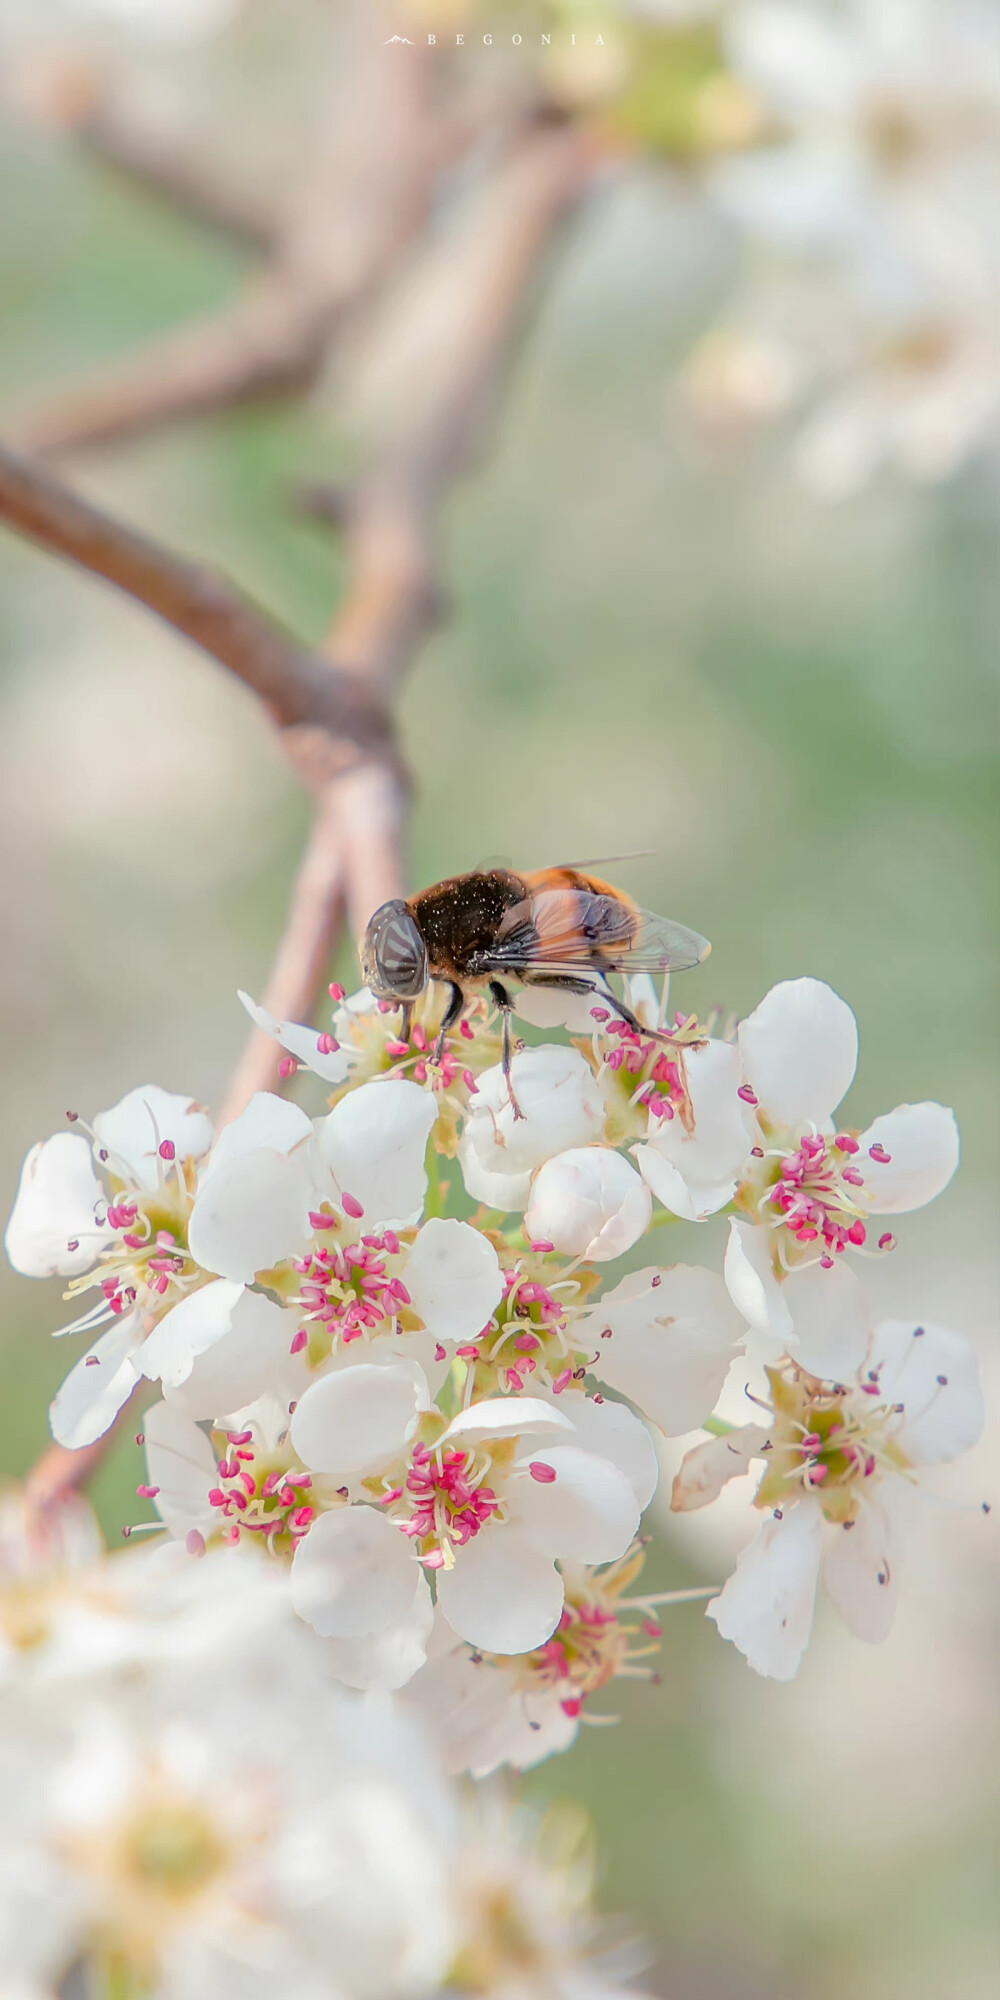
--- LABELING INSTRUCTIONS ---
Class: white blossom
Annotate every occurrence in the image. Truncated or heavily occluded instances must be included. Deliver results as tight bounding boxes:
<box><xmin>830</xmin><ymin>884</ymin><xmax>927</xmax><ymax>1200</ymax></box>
<box><xmin>689</xmin><ymin>0</ymin><xmax>1000</xmax><ymax>492</ymax></box>
<box><xmin>524</xmin><ymin>1147</ymin><xmax>652</xmax><ymax>1263</ymax></box>
<box><xmin>703</xmin><ymin>1317</ymin><xmax>985</xmax><ymax>1677</ymax></box>
<box><xmin>5</xmin><ymin>1088</ymin><xmax>216</xmax><ymax>1449</ymax></box>
<box><xmin>285</xmin><ymin>1373</ymin><xmax>652</xmax><ymax>1657</ymax></box>
<box><xmin>459</xmin><ymin>1046</ymin><xmax>608</xmax><ymax>1211</ymax></box>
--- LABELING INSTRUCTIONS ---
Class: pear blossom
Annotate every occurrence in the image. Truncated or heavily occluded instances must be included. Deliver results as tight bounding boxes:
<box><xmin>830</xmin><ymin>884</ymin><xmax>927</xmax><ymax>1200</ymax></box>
<box><xmin>641</xmin><ymin>978</ymin><xmax>957</xmax><ymax>1378</ymax></box>
<box><xmin>5</xmin><ymin>1087</ymin><xmax>217</xmax><ymax>1449</ymax></box>
<box><xmin>448</xmin><ymin>1249</ymin><xmax>745</xmax><ymax>1434</ymax></box>
<box><xmin>239</xmin><ymin>982</ymin><xmax>501</xmax><ymax>1141</ymax></box>
<box><xmin>701</xmin><ymin>1318</ymin><xmax>985</xmax><ymax>1678</ymax></box>
<box><xmin>574</xmin><ymin>1264</ymin><xmax>747</xmax><ymax>1434</ymax></box>
<box><xmin>185</xmin><ymin>1080</ymin><xmax>440</xmax><ymax>1285</ymax></box>
<box><xmin>141</xmin><ymin>1394</ymin><xmax>437</xmax><ymax>1690</ymax></box>
<box><xmin>287</xmin><ymin>1370</ymin><xmax>654</xmax><ymax>1657</ymax></box>
<box><xmin>406</xmin><ymin>1543</ymin><xmax>713</xmax><ymax>1777</ymax></box>
<box><xmin>459</xmin><ymin>1045</ymin><xmax>608</xmax><ymax>1210</ymax></box>
<box><xmin>524</xmin><ymin>1148</ymin><xmax>652</xmax><ymax>1263</ymax></box>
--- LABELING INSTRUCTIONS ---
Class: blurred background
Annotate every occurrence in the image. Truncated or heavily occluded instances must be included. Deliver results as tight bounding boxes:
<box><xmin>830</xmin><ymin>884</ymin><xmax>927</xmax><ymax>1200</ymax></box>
<box><xmin>0</xmin><ymin>2</ymin><xmax>996</xmax><ymax>1996</ymax></box>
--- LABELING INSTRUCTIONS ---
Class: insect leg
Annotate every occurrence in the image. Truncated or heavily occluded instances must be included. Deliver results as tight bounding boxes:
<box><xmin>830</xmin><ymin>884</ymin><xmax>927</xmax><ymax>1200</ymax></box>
<box><xmin>520</xmin><ymin>973</ymin><xmax>595</xmax><ymax>996</ymax></box>
<box><xmin>489</xmin><ymin>979</ymin><xmax>525</xmax><ymax>1121</ymax></box>
<box><xmin>433</xmin><ymin>982</ymin><xmax>465</xmax><ymax>1062</ymax></box>
<box><xmin>522</xmin><ymin>969</ymin><xmax>648</xmax><ymax>1032</ymax></box>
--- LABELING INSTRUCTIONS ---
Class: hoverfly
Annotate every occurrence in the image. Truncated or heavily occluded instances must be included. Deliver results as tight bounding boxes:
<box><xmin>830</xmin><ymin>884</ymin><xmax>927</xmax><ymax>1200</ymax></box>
<box><xmin>360</xmin><ymin>865</ymin><xmax>710</xmax><ymax>1117</ymax></box>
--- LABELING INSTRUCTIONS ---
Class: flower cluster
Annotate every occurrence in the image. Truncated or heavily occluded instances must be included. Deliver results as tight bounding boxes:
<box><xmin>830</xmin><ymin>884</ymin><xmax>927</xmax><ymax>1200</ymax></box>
<box><xmin>5</xmin><ymin>966</ymin><xmax>982</xmax><ymax>1710</ymax></box>
<box><xmin>679</xmin><ymin>0</ymin><xmax>1000</xmax><ymax>495</ymax></box>
<box><xmin>0</xmin><ymin>1501</ymin><xmax>631</xmax><ymax>2000</ymax></box>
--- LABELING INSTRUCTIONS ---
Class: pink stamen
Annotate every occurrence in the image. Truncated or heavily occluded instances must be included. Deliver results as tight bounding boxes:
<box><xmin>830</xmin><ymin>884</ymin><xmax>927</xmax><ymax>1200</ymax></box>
<box><xmin>529</xmin><ymin>1461</ymin><xmax>556</xmax><ymax>1483</ymax></box>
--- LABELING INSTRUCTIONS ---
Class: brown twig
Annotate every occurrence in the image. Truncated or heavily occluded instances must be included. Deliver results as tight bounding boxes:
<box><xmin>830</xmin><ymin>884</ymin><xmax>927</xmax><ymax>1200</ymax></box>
<box><xmin>12</xmin><ymin>21</ymin><xmax>449</xmax><ymax>455</ymax></box>
<box><xmin>0</xmin><ymin>445</ymin><xmax>395</xmax><ymax>757</ymax></box>
<box><xmin>76</xmin><ymin>103</ymin><xmax>284</xmax><ymax>257</ymax></box>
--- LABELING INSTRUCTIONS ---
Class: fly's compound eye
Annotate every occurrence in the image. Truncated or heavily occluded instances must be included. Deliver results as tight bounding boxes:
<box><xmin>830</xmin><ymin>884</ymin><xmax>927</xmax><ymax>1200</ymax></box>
<box><xmin>362</xmin><ymin>901</ymin><xmax>429</xmax><ymax>1000</ymax></box>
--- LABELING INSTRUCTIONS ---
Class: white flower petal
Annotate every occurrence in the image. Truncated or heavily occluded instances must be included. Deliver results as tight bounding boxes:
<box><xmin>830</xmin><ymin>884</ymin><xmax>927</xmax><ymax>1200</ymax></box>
<box><xmin>558</xmin><ymin>1394</ymin><xmax>659</xmax><ymax>1510</ymax></box>
<box><xmin>641</xmin><ymin>1039</ymin><xmax>752</xmax><ymax>1188</ymax></box>
<box><xmin>783</xmin><ymin>1260</ymin><xmax>871</xmax><ymax>1380</ymax></box>
<box><xmin>49</xmin><ymin>1318</ymin><xmax>140</xmax><ymax>1449</ymax></box>
<box><xmin>707</xmin><ymin>1500</ymin><xmax>824</xmax><ymax>1680</ymax></box>
<box><xmin>405</xmin><ymin>1219</ymin><xmax>503</xmax><ymax>1345</ymax></box>
<box><xmin>143</xmin><ymin>1398</ymin><xmax>218</xmax><ymax>1539</ymax></box>
<box><xmin>321</xmin><ymin>1574</ymin><xmax>435</xmax><ymax>1691</ymax></box>
<box><xmin>4</xmin><ymin>1133</ymin><xmax>109</xmax><ymax>1278</ymax></box>
<box><xmin>671</xmin><ymin>1425</ymin><xmax>771</xmax><ymax>1512</ymax></box>
<box><xmin>93</xmin><ymin>1085</ymin><xmax>214</xmax><ymax>1188</ymax></box>
<box><xmin>144</xmin><ymin>1286</ymin><xmax>294</xmax><ymax>1420</ymax></box>
<box><xmin>136</xmin><ymin>1279</ymin><xmax>245</xmax><ymax>1388</ymax></box>
<box><xmin>463</xmin><ymin>1046</ymin><xmax>606</xmax><ymax>1178</ymax></box>
<box><xmin>238</xmin><ymin>990</ymin><xmax>356</xmax><ymax>1085</ymax></box>
<box><xmin>738</xmin><ymin>978</ymin><xmax>858</xmax><ymax>1127</ymax></box>
<box><xmin>583</xmin><ymin>1264</ymin><xmax>746</xmax><ymax>1435</ymax></box>
<box><xmin>867</xmin><ymin>1319</ymin><xmax>985</xmax><ymax>1465</ymax></box>
<box><xmin>435</xmin><ymin>1527</ymin><xmax>564</xmax><ymax>1653</ymax></box>
<box><xmin>291</xmin><ymin>1361</ymin><xmax>429</xmax><ymax>1477</ymax></box>
<box><xmin>201</xmin><ymin>1091</ymin><xmax>313</xmax><ymax>1177</ymax></box>
<box><xmin>290</xmin><ymin>1506</ymin><xmax>420</xmax><ymax>1639</ymax></box>
<box><xmin>456</xmin><ymin>1135</ymin><xmax>532</xmax><ymax>1213</ymax></box>
<box><xmin>524</xmin><ymin>1148</ymin><xmax>651</xmax><ymax>1263</ymax></box>
<box><xmin>724</xmin><ymin>3</ymin><xmax>863</xmax><ymax>120</ymax></box>
<box><xmin>320</xmin><ymin>1328</ymin><xmax>451</xmax><ymax>1403</ymax></box>
<box><xmin>823</xmin><ymin>1493</ymin><xmax>901</xmax><ymax>1644</ymax></box>
<box><xmin>634</xmin><ymin>1148</ymin><xmax>737</xmax><ymax>1221</ymax></box>
<box><xmin>442</xmin><ymin>1397</ymin><xmax>576</xmax><ymax>1448</ymax></box>
<box><xmin>318</xmin><ymin>1079</ymin><xmax>436</xmax><ymax>1229</ymax></box>
<box><xmin>187</xmin><ymin>1146</ymin><xmax>314</xmax><ymax>1283</ymax></box>
<box><xmin>724</xmin><ymin>1219</ymin><xmax>794</xmax><ymax>1346</ymax></box>
<box><xmin>858</xmin><ymin>1103</ymin><xmax>960</xmax><ymax>1213</ymax></box>
<box><xmin>510</xmin><ymin>1446</ymin><xmax>640</xmax><ymax>1563</ymax></box>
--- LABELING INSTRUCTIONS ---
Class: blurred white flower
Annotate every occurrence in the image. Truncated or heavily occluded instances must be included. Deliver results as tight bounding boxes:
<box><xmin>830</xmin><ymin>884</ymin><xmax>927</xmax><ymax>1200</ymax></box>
<box><xmin>686</xmin><ymin>0</ymin><xmax>1000</xmax><ymax>490</ymax></box>
<box><xmin>702</xmin><ymin>1316</ymin><xmax>985</xmax><ymax>1677</ymax></box>
<box><xmin>0</xmin><ymin>1546</ymin><xmax>457</xmax><ymax>1999</ymax></box>
<box><xmin>5</xmin><ymin>1088</ymin><xmax>216</xmax><ymax>1449</ymax></box>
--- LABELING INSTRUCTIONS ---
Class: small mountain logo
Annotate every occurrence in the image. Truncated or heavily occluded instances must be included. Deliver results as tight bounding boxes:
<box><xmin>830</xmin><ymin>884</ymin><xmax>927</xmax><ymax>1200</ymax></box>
<box><xmin>384</xmin><ymin>34</ymin><xmax>414</xmax><ymax>42</ymax></box>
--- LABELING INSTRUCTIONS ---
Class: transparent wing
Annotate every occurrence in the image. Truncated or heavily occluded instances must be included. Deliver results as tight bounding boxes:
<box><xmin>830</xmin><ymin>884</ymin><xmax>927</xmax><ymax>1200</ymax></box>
<box><xmin>481</xmin><ymin>889</ymin><xmax>710</xmax><ymax>977</ymax></box>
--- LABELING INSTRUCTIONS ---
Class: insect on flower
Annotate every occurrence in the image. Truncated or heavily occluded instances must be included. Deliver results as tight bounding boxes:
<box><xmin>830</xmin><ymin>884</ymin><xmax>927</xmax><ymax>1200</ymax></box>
<box><xmin>361</xmin><ymin>865</ymin><xmax>711</xmax><ymax>1117</ymax></box>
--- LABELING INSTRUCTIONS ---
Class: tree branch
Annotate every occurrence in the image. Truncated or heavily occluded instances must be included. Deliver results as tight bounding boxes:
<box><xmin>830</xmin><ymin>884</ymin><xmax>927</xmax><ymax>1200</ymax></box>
<box><xmin>12</xmin><ymin>27</ymin><xmax>449</xmax><ymax>455</ymax></box>
<box><xmin>77</xmin><ymin>103</ymin><xmax>283</xmax><ymax>257</ymax></box>
<box><xmin>0</xmin><ymin>444</ymin><xmax>395</xmax><ymax>757</ymax></box>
